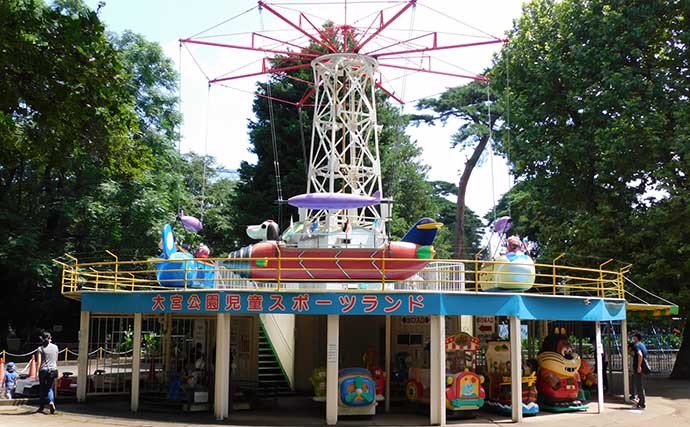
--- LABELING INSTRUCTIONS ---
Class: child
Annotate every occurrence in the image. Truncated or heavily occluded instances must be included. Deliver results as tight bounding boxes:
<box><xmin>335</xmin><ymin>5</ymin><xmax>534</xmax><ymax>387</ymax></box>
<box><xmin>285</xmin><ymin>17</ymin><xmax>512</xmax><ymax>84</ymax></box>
<box><xmin>4</xmin><ymin>362</ymin><xmax>18</xmax><ymax>399</ymax></box>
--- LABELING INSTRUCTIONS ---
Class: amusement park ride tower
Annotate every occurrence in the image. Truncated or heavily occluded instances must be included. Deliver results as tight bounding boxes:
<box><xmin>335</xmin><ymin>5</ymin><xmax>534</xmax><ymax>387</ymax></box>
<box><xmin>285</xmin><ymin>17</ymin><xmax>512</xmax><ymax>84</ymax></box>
<box><xmin>306</xmin><ymin>53</ymin><xmax>384</xmax><ymax>233</ymax></box>
<box><xmin>180</xmin><ymin>0</ymin><xmax>506</xmax><ymax>244</ymax></box>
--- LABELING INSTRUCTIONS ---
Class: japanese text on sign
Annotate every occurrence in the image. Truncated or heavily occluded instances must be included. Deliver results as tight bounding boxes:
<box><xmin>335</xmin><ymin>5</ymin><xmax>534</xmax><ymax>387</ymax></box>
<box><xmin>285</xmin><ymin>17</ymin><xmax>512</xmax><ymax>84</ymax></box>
<box><xmin>147</xmin><ymin>292</ymin><xmax>427</xmax><ymax>315</ymax></box>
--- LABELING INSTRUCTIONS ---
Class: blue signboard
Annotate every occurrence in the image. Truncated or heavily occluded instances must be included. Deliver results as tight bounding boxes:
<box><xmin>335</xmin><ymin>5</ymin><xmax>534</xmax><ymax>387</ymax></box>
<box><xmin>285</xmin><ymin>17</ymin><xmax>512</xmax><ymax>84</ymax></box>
<box><xmin>80</xmin><ymin>291</ymin><xmax>626</xmax><ymax>321</ymax></box>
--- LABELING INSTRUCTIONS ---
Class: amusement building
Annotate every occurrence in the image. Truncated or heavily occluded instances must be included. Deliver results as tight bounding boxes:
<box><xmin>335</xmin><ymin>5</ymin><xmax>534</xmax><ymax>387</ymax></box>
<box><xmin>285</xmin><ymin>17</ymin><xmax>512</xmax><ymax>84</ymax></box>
<box><xmin>48</xmin><ymin>1</ymin><xmax>676</xmax><ymax>425</ymax></box>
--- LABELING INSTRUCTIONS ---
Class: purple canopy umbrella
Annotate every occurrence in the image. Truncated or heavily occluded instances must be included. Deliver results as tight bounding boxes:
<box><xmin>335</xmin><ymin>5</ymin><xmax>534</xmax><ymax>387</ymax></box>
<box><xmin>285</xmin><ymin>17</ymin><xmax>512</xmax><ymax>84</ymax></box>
<box><xmin>178</xmin><ymin>210</ymin><xmax>203</xmax><ymax>233</ymax></box>
<box><xmin>493</xmin><ymin>216</ymin><xmax>512</xmax><ymax>234</ymax></box>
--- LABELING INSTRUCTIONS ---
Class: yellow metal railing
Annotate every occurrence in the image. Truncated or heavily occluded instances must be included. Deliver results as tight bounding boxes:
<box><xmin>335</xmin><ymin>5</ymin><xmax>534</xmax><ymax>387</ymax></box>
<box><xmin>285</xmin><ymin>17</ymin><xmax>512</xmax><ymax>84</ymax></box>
<box><xmin>55</xmin><ymin>253</ymin><xmax>627</xmax><ymax>300</ymax></box>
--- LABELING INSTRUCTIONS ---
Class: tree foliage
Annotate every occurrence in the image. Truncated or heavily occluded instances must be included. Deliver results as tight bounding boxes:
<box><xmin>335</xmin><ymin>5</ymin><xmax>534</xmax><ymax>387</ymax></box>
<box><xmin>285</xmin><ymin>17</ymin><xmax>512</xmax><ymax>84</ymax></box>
<box><xmin>491</xmin><ymin>0</ymin><xmax>689</xmax><ymax>377</ymax></box>
<box><xmin>416</xmin><ymin>81</ymin><xmax>501</xmax><ymax>257</ymax></box>
<box><xmin>0</xmin><ymin>1</ymin><xmax>238</xmax><ymax>342</ymax></box>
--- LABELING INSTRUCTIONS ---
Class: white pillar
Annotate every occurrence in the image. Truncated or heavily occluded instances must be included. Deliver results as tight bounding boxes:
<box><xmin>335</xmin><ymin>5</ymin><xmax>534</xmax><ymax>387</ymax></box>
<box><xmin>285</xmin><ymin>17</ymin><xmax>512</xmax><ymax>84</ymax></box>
<box><xmin>130</xmin><ymin>313</ymin><xmax>142</xmax><ymax>412</ymax></box>
<box><xmin>430</xmin><ymin>315</ymin><xmax>446</xmax><ymax>426</ymax></box>
<box><xmin>621</xmin><ymin>319</ymin><xmax>630</xmax><ymax>403</ymax></box>
<box><xmin>77</xmin><ymin>311</ymin><xmax>90</xmax><ymax>402</ymax></box>
<box><xmin>326</xmin><ymin>315</ymin><xmax>340</xmax><ymax>425</ymax></box>
<box><xmin>385</xmin><ymin>315</ymin><xmax>391</xmax><ymax>412</ymax></box>
<box><xmin>459</xmin><ymin>315</ymin><xmax>474</xmax><ymax>335</ymax></box>
<box><xmin>214</xmin><ymin>314</ymin><xmax>231</xmax><ymax>420</ymax></box>
<box><xmin>595</xmin><ymin>321</ymin><xmax>605</xmax><ymax>413</ymax></box>
<box><xmin>509</xmin><ymin>316</ymin><xmax>523</xmax><ymax>423</ymax></box>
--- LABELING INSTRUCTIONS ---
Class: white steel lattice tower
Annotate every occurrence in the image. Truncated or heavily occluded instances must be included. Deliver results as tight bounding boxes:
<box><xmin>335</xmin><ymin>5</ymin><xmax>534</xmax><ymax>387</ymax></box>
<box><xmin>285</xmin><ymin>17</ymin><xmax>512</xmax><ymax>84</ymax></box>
<box><xmin>306</xmin><ymin>53</ymin><xmax>384</xmax><ymax>232</ymax></box>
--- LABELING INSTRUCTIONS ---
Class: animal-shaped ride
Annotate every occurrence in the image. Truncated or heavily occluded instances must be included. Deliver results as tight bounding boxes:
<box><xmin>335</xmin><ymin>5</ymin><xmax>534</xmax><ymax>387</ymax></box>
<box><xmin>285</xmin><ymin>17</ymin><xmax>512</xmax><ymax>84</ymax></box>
<box><xmin>536</xmin><ymin>328</ymin><xmax>588</xmax><ymax>412</ymax></box>
<box><xmin>155</xmin><ymin>224</ymin><xmax>214</xmax><ymax>288</ymax></box>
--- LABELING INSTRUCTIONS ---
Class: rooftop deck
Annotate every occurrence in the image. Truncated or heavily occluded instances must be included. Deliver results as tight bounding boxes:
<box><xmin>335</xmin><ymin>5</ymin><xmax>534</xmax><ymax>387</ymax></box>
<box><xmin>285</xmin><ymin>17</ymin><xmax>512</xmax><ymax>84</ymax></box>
<box><xmin>56</xmin><ymin>255</ymin><xmax>627</xmax><ymax>299</ymax></box>
<box><xmin>55</xmin><ymin>254</ymin><xmax>637</xmax><ymax>320</ymax></box>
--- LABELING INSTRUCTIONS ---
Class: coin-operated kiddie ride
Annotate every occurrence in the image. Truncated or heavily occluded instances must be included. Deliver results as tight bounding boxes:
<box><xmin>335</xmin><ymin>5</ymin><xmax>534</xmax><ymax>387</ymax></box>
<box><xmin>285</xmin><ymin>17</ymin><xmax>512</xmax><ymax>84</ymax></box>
<box><xmin>406</xmin><ymin>333</ymin><xmax>485</xmax><ymax>413</ymax></box>
<box><xmin>310</xmin><ymin>366</ymin><xmax>384</xmax><ymax>416</ymax></box>
<box><xmin>484</xmin><ymin>341</ymin><xmax>539</xmax><ymax>415</ymax></box>
<box><xmin>537</xmin><ymin>328</ymin><xmax>588</xmax><ymax>412</ymax></box>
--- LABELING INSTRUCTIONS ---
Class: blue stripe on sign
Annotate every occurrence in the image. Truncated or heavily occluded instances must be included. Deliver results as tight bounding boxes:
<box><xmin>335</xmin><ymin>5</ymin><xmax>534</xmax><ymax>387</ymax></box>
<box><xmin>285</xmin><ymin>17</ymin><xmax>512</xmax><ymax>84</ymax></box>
<box><xmin>80</xmin><ymin>291</ymin><xmax>626</xmax><ymax>321</ymax></box>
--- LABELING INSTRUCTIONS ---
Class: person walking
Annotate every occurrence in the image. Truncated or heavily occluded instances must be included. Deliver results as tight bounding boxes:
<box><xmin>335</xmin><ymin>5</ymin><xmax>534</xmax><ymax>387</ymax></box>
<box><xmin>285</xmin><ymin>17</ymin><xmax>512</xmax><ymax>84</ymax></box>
<box><xmin>631</xmin><ymin>333</ymin><xmax>649</xmax><ymax>409</ymax></box>
<box><xmin>4</xmin><ymin>362</ymin><xmax>18</xmax><ymax>399</ymax></box>
<box><xmin>37</xmin><ymin>331</ymin><xmax>59</xmax><ymax>414</ymax></box>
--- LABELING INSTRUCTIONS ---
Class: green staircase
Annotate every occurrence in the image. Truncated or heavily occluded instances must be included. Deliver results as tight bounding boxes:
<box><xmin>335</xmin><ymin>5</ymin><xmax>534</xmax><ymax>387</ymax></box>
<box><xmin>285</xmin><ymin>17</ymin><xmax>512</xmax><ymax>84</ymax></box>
<box><xmin>257</xmin><ymin>324</ymin><xmax>293</xmax><ymax>397</ymax></box>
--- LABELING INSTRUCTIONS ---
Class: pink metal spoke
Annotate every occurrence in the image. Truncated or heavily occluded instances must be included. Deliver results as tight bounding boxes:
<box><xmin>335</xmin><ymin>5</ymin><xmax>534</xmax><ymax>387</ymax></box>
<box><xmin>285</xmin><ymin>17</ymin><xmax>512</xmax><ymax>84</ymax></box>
<box><xmin>364</xmin><ymin>31</ymin><xmax>435</xmax><ymax>55</ymax></box>
<box><xmin>210</xmin><ymin>62</ymin><xmax>313</xmax><ymax>83</ymax></box>
<box><xmin>371</xmin><ymin>38</ymin><xmax>508</xmax><ymax>58</ymax></box>
<box><xmin>374</xmin><ymin>81</ymin><xmax>404</xmax><ymax>104</ymax></box>
<box><xmin>298</xmin><ymin>12</ymin><xmax>340</xmax><ymax>52</ymax></box>
<box><xmin>354</xmin><ymin>0</ymin><xmax>416</xmax><ymax>51</ymax></box>
<box><xmin>258</xmin><ymin>1</ymin><xmax>337</xmax><ymax>53</ymax></box>
<box><xmin>378</xmin><ymin>62</ymin><xmax>488</xmax><ymax>82</ymax></box>
<box><xmin>252</xmin><ymin>32</ymin><xmax>323</xmax><ymax>56</ymax></box>
<box><xmin>180</xmin><ymin>38</ymin><xmax>318</xmax><ymax>58</ymax></box>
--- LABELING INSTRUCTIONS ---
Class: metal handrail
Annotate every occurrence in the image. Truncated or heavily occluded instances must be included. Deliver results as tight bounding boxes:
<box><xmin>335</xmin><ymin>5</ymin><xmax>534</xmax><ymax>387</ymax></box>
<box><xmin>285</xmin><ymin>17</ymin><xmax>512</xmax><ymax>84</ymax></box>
<box><xmin>57</xmin><ymin>253</ymin><xmax>627</xmax><ymax>299</ymax></box>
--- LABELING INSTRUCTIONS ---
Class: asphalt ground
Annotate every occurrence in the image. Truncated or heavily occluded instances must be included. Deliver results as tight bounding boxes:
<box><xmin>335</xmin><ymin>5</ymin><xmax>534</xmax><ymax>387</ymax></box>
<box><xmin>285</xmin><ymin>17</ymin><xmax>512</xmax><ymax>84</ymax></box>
<box><xmin>1</xmin><ymin>376</ymin><xmax>688</xmax><ymax>427</ymax></box>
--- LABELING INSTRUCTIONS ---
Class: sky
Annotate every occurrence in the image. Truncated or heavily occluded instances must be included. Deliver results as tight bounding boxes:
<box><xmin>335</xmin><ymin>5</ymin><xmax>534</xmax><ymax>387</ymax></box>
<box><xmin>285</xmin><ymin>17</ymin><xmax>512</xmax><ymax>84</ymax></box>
<box><xmin>87</xmin><ymin>0</ymin><xmax>526</xmax><ymax>218</ymax></box>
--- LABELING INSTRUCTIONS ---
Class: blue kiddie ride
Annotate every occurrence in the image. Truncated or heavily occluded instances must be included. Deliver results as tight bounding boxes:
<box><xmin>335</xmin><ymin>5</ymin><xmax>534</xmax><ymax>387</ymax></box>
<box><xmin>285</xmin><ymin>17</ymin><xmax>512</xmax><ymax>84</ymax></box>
<box><xmin>156</xmin><ymin>224</ymin><xmax>215</xmax><ymax>289</ymax></box>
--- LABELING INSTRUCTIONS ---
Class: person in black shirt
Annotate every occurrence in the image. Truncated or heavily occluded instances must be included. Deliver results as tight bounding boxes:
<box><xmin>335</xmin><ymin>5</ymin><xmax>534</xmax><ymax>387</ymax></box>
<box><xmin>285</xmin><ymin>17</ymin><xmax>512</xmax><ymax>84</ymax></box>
<box><xmin>631</xmin><ymin>333</ymin><xmax>648</xmax><ymax>409</ymax></box>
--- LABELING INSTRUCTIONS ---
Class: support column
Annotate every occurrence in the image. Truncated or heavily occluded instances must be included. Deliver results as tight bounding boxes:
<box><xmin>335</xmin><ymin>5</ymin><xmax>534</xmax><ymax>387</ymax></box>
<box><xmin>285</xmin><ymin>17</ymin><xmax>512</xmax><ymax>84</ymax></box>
<box><xmin>214</xmin><ymin>314</ymin><xmax>231</xmax><ymax>420</ymax></box>
<box><xmin>595</xmin><ymin>321</ymin><xmax>605</xmax><ymax>413</ymax></box>
<box><xmin>459</xmin><ymin>315</ymin><xmax>473</xmax><ymax>335</ymax></box>
<box><xmin>326</xmin><ymin>315</ymin><xmax>340</xmax><ymax>425</ymax></box>
<box><xmin>77</xmin><ymin>311</ymin><xmax>90</xmax><ymax>402</ymax></box>
<box><xmin>385</xmin><ymin>315</ymin><xmax>391</xmax><ymax>412</ymax></box>
<box><xmin>130</xmin><ymin>313</ymin><xmax>142</xmax><ymax>412</ymax></box>
<box><xmin>430</xmin><ymin>315</ymin><xmax>446</xmax><ymax>426</ymax></box>
<box><xmin>509</xmin><ymin>316</ymin><xmax>523</xmax><ymax>423</ymax></box>
<box><xmin>621</xmin><ymin>319</ymin><xmax>630</xmax><ymax>403</ymax></box>
<box><xmin>539</xmin><ymin>320</ymin><xmax>549</xmax><ymax>341</ymax></box>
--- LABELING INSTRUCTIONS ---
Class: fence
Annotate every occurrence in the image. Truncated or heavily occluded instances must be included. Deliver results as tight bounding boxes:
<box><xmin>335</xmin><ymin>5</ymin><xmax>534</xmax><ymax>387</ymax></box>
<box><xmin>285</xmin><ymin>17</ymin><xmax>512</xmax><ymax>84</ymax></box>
<box><xmin>608</xmin><ymin>349</ymin><xmax>679</xmax><ymax>374</ymax></box>
<box><xmin>56</xmin><ymin>255</ymin><xmax>627</xmax><ymax>300</ymax></box>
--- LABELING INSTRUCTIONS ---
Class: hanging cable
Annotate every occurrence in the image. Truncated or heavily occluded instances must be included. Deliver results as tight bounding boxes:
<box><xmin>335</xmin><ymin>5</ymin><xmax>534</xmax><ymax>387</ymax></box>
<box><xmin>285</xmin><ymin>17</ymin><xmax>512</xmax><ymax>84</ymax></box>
<box><xmin>383</xmin><ymin>1</ymin><xmax>416</xmax><ymax>237</ymax></box>
<box><xmin>487</xmin><ymin>81</ymin><xmax>497</xmax><ymax>226</ymax></box>
<box><xmin>260</xmin><ymin>5</ymin><xmax>285</xmax><ymax>230</ymax></box>
<box><xmin>177</xmin><ymin>42</ymin><xmax>184</xmax><ymax>216</ymax></box>
<box><xmin>184</xmin><ymin>5</ymin><xmax>258</xmax><ymax>39</ymax></box>
<box><xmin>505</xmin><ymin>45</ymin><xmax>512</xmax><ymax>218</ymax></box>
<box><xmin>200</xmin><ymin>84</ymin><xmax>211</xmax><ymax>223</ymax></box>
<box><xmin>298</xmin><ymin>107</ymin><xmax>308</xmax><ymax>175</ymax></box>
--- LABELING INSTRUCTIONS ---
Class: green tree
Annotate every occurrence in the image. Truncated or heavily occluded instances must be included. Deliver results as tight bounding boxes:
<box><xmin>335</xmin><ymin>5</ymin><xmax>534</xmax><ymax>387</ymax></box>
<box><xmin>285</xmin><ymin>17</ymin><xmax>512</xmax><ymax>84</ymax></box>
<box><xmin>179</xmin><ymin>153</ymin><xmax>238</xmax><ymax>254</ymax></box>
<box><xmin>416</xmin><ymin>81</ymin><xmax>501</xmax><ymax>257</ymax></box>
<box><xmin>429</xmin><ymin>181</ymin><xmax>483</xmax><ymax>258</ymax></box>
<box><xmin>491</xmin><ymin>0</ymin><xmax>690</xmax><ymax>377</ymax></box>
<box><xmin>0</xmin><ymin>1</ymin><xmax>190</xmax><ymax>340</ymax></box>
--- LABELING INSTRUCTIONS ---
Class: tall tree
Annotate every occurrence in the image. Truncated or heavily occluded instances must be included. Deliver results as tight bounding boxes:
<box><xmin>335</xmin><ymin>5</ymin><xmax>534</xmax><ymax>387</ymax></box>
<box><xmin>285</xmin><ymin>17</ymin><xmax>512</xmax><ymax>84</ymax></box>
<box><xmin>416</xmin><ymin>81</ymin><xmax>501</xmax><ymax>258</ymax></box>
<box><xmin>0</xmin><ymin>1</ymin><xmax>190</xmax><ymax>340</ymax></box>
<box><xmin>491</xmin><ymin>0</ymin><xmax>690</xmax><ymax>376</ymax></box>
<box><xmin>429</xmin><ymin>181</ymin><xmax>483</xmax><ymax>259</ymax></box>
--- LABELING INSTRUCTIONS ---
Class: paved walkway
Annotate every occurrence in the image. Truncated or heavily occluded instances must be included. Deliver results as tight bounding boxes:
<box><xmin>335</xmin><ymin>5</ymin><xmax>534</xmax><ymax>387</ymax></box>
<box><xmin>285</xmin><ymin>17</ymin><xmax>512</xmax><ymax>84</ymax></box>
<box><xmin>1</xmin><ymin>377</ymin><xmax>689</xmax><ymax>427</ymax></box>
